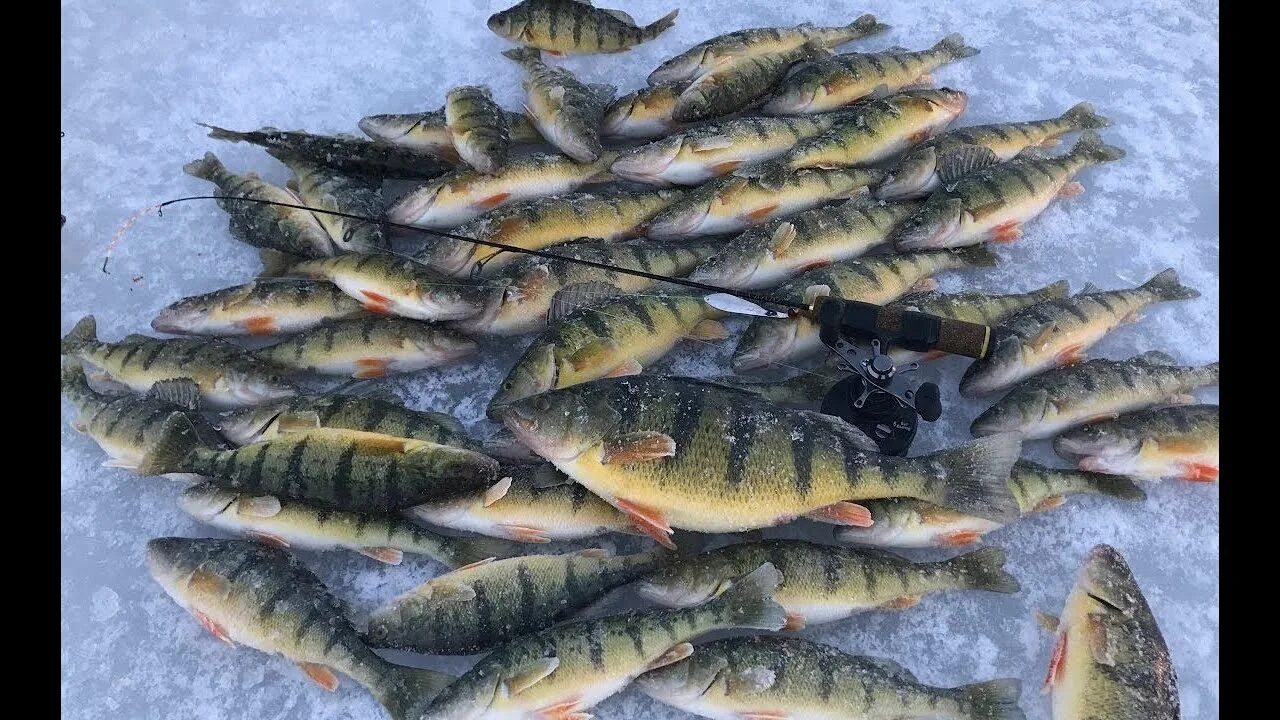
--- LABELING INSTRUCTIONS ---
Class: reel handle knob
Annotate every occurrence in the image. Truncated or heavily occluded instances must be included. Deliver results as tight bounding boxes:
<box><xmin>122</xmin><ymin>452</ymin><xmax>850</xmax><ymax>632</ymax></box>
<box><xmin>914</xmin><ymin>382</ymin><xmax>943</xmax><ymax>422</ymax></box>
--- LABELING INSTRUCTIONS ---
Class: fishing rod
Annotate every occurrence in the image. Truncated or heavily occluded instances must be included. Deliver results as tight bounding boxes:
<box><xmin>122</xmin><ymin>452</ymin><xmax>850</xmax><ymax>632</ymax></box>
<box><xmin>118</xmin><ymin>195</ymin><xmax>994</xmax><ymax>455</ymax></box>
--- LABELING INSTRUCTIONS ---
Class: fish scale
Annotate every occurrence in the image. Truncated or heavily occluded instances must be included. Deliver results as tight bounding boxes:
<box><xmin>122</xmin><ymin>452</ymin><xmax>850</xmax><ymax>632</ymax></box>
<box><xmin>647</xmin><ymin>15</ymin><xmax>888</xmax><ymax>86</ymax></box>
<box><xmin>638</xmin><ymin>540</ymin><xmax>1019</xmax><ymax>629</ymax></box>
<box><xmin>487</xmin><ymin>293</ymin><xmax>725</xmax><ymax>418</ymax></box>
<box><xmin>500</xmin><ymin>376</ymin><xmax>1022</xmax><ymax>545</ymax></box>
<box><xmin>838</xmin><ymin>460</ymin><xmax>1147</xmax><ymax>548</ymax></box>
<box><xmin>151</xmin><ymin>279</ymin><xmax>368</xmax><ymax>337</ymax></box>
<box><xmin>960</xmin><ymin>269</ymin><xmax>1200</xmax><ymax>397</ymax></box>
<box><xmin>672</xmin><ymin>42</ymin><xmax>826</xmax><ymax>123</ymax></box>
<box><xmin>253</xmin><ymin>317</ymin><xmax>477</xmax><ymax>379</ymax></box>
<box><xmin>146</xmin><ymin>538</ymin><xmax>453</xmax><ymax>720</ymax></box>
<box><xmin>136</xmin><ymin>418</ymin><xmax>498</xmax><ymax>512</ymax></box>
<box><xmin>505</xmin><ymin>46</ymin><xmax>614</xmax><ymax>163</ymax></box>
<box><xmin>200</xmin><ymin>124</ymin><xmax>452</xmax><ymax>181</ymax></box>
<box><xmin>445</xmin><ymin>85</ymin><xmax>510</xmax><ymax>174</ymax></box>
<box><xmin>417</xmin><ymin>563</ymin><xmax>786</xmax><ymax>720</ymax></box>
<box><xmin>733</xmin><ymin>245</ymin><xmax>998</xmax><ymax>372</ymax></box>
<box><xmin>763</xmin><ymin>34</ymin><xmax>980</xmax><ymax>116</ymax></box>
<box><xmin>358</xmin><ymin>107</ymin><xmax>540</xmax><ymax>161</ymax></box>
<box><xmin>487</xmin><ymin>0</ymin><xmax>677</xmax><ymax>55</ymax></box>
<box><xmin>271</xmin><ymin>151</ymin><xmax>387</xmax><ymax>253</ymax></box>
<box><xmin>1053</xmin><ymin>404</ymin><xmax>1219</xmax><ymax>481</ymax></box>
<box><xmin>610</xmin><ymin>112</ymin><xmax>845</xmax><ymax>186</ymax></box>
<box><xmin>636</xmin><ymin>635</ymin><xmax>1025</xmax><ymax>720</ymax></box>
<box><xmin>280</xmin><ymin>253</ymin><xmax>484</xmax><ymax>322</ymax></box>
<box><xmin>366</xmin><ymin>547</ymin><xmax>670</xmax><ymax>655</ymax></box>
<box><xmin>972</xmin><ymin>352</ymin><xmax>1218</xmax><ymax>439</ymax></box>
<box><xmin>421</xmin><ymin>189</ymin><xmax>683</xmax><ymax>277</ymax></box>
<box><xmin>217</xmin><ymin>394</ymin><xmax>479</xmax><ymax>448</ymax></box>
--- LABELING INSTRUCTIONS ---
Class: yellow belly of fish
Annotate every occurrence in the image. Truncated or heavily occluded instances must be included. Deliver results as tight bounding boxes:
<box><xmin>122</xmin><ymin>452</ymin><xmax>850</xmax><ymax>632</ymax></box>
<box><xmin>963</xmin><ymin>182</ymin><xmax>1064</xmax><ymax>243</ymax></box>
<box><xmin>554</xmin><ymin>325</ymin><xmax>691</xmax><ymax>388</ymax></box>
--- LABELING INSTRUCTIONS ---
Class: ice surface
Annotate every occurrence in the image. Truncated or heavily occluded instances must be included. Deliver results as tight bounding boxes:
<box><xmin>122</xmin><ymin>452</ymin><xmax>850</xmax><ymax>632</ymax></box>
<box><xmin>61</xmin><ymin>1</ymin><xmax>1218</xmax><ymax>719</ymax></box>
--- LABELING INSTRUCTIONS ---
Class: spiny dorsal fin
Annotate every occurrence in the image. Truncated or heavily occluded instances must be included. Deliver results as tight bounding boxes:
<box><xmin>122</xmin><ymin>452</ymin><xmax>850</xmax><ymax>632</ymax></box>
<box><xmin>548</xmin><ymin>282</ymin><xmax>625</xmax><ymax>323</ymax></box>
<box><xmin>603</xmin><ymin>8</ymin><xmax>635</xmax><ymax>25</ymax></box>
<box><xmin>147</xmin><ymin>378</ymin><xmax>202</xmax><ymax>410</ymax></box>
<box><xmin>937</xmin><ymin>145</ymin><xmax>1000</xmax><ymax>186</ymax></box>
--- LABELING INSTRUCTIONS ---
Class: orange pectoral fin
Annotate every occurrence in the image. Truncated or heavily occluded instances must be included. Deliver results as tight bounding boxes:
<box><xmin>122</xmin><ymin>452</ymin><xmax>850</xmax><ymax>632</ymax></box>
<box><xmin>804</xmin><ymin>501</ymin><xmax>873</xmax><ymax>527</ymax></box>
<box><xmin>298</xmin><ymin>662</ymin><xmax>340</xmax><ymax>692</ymax></box>
<box><xmin>796</xmin><ymin>259</ymin><xmax>832</xmax><ymax>273</ymax></box>
<box><xmin>1058</xmin><ymin>181</ymin><xmax>1085</xmax><ymax>198</ymax></box>
<box><xmin>500</xmin><ymin>523</ymin><xmax>553</xmax><ymax>543</ymax></box>
<box><xmin>709</xmin><ymin>161</ymin><xmax>743</xmax><ymax>175</ymax></box>
<box><xmin>615</xmin><ymin>498</ymin><xmax>677</xmax><ymax>550</ymax></box>
<box><xmin>1043</xmin><ymin>632</ymin><xmax>1067</xmax><ymax>692</ymax></box>
<box><xmin>1032</xmin><ymin>495</ymin><xmax>1066</xmax><ymax>512</ymax></box>
<box><xmin>474</xmin><ymin>192</ymin><xmax>512</xmax><ymax>210</ymax></box>
<box><xmin>991</xmin><ymin>222</ymin><xmax>1023</xmax><ymax>244</ymax></box>
<box><xmin>745</xmin><ymin>203</ymin><xmax>780</xmax><ymax>222</ymax></box>
<box><xmin>881</xmin><ymin>594</ymin><xmax>922</xmax><ymax>610</ymax></box>
<box><xmin>938</xmin><ymin>530</ymin><xmax>984</xmax><ymax>547</ymax></box>
<box><xmin>238</xmin><ymin>315</ymin><xmax>278</xmax><ymax>336</ymax></box>
<box><xmin>1054</xmin><ymin>343</ymin><xmax>1087</xmax><ymax>366</ymax></box>
<box><xmin>535</xmin><ymin>698</ymin><xmax>584</xmax><ymax>720</ymax></box>
<box><xmin>353</xmin><ymin>358</ymin><xmax>391</xmax><ymax>379</ymax></box>
<box><xmin>195</xmin><ymin>610</ymin><xmax>234</xmax><ymax>647</ymax></box>
<box><xmin>247</xmin><ymin>531</ymin><xmax>291</xmax><ymax>549</ymax></box>
<box><xmin>359</xmin><ymin>290</ymin><xmax>393</xmax><ymax>315</ymax></box>
<box><xmin>357</xmin><ymin>546</ymin><xmax>405</xmax><ymax>565</ymax></box>
<box><xmin>1181</xmin><ymin>462</ymin><xmax>1219</xmax><ymax>483</ymax></box>
<box><xmin>783</xmin><ymin>612</ymin><xmax>807</xmax><ymax>632</ymax></box>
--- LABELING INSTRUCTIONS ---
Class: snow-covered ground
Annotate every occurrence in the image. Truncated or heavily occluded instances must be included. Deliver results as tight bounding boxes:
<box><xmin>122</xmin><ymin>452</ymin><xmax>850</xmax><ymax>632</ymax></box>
<box><xmin>61</xmin><ymin>1</ymin><xmax>1218</xmax><ymax>718</ymax></box>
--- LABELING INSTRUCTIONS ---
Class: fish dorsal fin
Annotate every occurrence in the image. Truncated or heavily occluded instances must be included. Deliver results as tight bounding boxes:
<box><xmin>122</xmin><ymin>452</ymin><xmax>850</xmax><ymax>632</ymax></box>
<box><xmin>147</xmin><ymin>378</ymin><xmax>202</xmax><ymax>410</ymax></box>
<box><xmin>937</xmin><ymin>145</ymin><xmax>1000</xmax><ymax>186</ymax></box>
<box><xmin>1015</xmin><ymin>146</ymin><xmax>1051</xmax><ymax>160</ymax></box>
<box><xmin>603</xmin><ymin>8</ymin><xmax>635</xmax><ymax>25</ymax></box>
<box><xmin>1134</xmin><ymin>350</ymin><xmax>1177</xmax><ymax>366</ymax></box>
<box><xmin>123</xmin><ymin>333</ymin><xmax>153</xmax><ymax>344</ymax></box>
<box><xmin>1078</xmin><ymin>282</ymin><xmax>1103</xmax><ymax>295</ymax></box>
<box><xmin>548</xmin><ymin>282</ymin><xmax>624</xmax><ymax>323</ymax></box>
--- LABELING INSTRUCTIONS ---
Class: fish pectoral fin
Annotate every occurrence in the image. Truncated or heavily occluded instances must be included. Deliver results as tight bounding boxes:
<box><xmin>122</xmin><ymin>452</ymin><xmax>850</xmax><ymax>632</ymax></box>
<box><xmin>236</xmin><ymin>495</ymin><xmax>282</xmax><ymax>518</ymax></box>
<box><xmin>1031</xmin><ymin>495</ymin><xmax>1066</xmax><ymax>512</ymax></box>
<box><xmin>505</xmin><ymin>657</ymin><xmax>562</xmax><ymax>697</ymax></box>
<box><xmin>1054</xmin><ymin>343</ymin><xmax>1087</xmax><ymax>366</ymax></box>
<box><xmin>1035</xmin><ymin>610</ymin><xmax>1061</xmax><ymax>632</ymax></box>
<box><xmin>991</xmin><ymin>222</ymin><xmax>1023</xmax><ymax>244</ymax></box>
<box><xmin>423</xmin><ymin>579</ymin><xmax>477</xmax><ymax>602</ymax></box>
<box><xmin>359</xmin><ymin>290</ymin><xmax>393</xmax><ymax>315</ymax></box>
<box><xmin>237</xmin><ymin>315</ymin><xmax>278</xmax><ymax>336</ymax></box>
<box><xmin>474</xmin><ymin>192</ymin><xmax>512</xmax><ymax>210</ymax></box>
<box><xmin>298</xmin><ymin>662</ymin><xmax>340</xmax><ymax>692</ymax></box>
<box><xmin>483</xmin><ymin>476</ymin><xmax>514</xmax><ymax>507</ymax></box>
<box><xmin>605</xmin><ymin>358</ymin><xmax>644</xmax><ymax>378</ymax></box>
<box><xmin>1058</xmin><ymin>181</ymin><xmax>1085</xmax><ymax>197</ymax></box>
<box><xmin>938</xmin><ymin>530</ymin><xmax>983</xmax><ymax>547</ymax></box>
<box><xmin>353</xmin><ymin>358</ymin><xmax>391</xmax><ymax>379</ymax></box>
<box><xmin>566</xmin><ymin>339</ymin><xmax>621</xmax><ymax>372</ymax></box>
<box><xmin>534</xmin><ymin>697</ymin><xmax>588</xmax><ymax>720</ymax></box>
<box><xmin>645</xmin><ymin>642</ymin><xmax>694</xmax><ymax>671</ymax></box>
<box><xmin>614</xmin><ymin>498</ymin><xmax>676</xmax><ymax>550</ymax></box>
<box><xmin>783</xmin><ymin>611</ymin><xmax>806</xmax><ymax>632</ymax></box>
<box><xmin>966</xmin><ymin>200</ymin><xmax>1007</xmax><ymax>223</ymax></box>
<box><xmin>1086</xmin><ymin>613</ymin><xmax>1118</xmax><ymax>666</ymax></box>
<box><xmin>690</xmin><ymin>135</ymin><xmax>734</xmax><ymax>152</ymax></box>
<box><xmin>740</xmin><ymin>712</ymin><xmax>790</xmax><ymax>720</ymax></box>
<box><xmin>745</xmin><ymin>203</ymin><xmax>780</xmax><ymax>222</ymax></box>
<box><xmin>687</xmin><ymin>318</ymin><xmax>730</xmax><ymax>341</ymax></box>
<box><xmin>194</xmin><ymin>609</ymin><xmax>234</xmax><ymax>647</ymax></box>
<box><xmin>247</xmin><ymin>531</ymin><xmax>290</xmax><ymax>549</ymax></box>
<box><xmin>274</xmin><ymin>411</ymin><xmax>323</xmax><ymax>434</ymax></box>
<box><xmin>1043</xmin><ymin>631</ymin><xmax>1067</xmax><ymax>692</ymax></box>
<box><xmin>101</xmin><ymin>458</ymin><xmax>140</xmax><ymax>470</ymax></box>
<box><xmin>358</xmin><ymin>546</ymin><xmax>404</xmax><ymax>565</ymax></box>
<box><xmin>881</xmin><ymin>594</ymin><xmax>921</xmax><ymax>610</ymax></box>
<box><xmin>1027</xmin><ymin>322</ymin><xmax>1059</xmax><ymax>351</ymax></box>
<box><xmin>708</xmin><ymin>160</ymin><xmax>744</xmax><ymax>175</ymax></box>
<box><xmin>501</xmin><ymin>524</ymin><xmax>553</xmax><ymax>543</ymax></box>
<box><xmin>1181</xmin><ymin>462</ymin><xmax>1219</xmax><ymax>483</ymax></box>
<box><xmin>601</xmin><ymin>431</ymin><xmax>677</xmax><ymax>464</ymax></box>
<box><xmin>769</xmin><ymin>222</ymin><xmax>797</xmax><ymax>258</ymax></box>
<box><xmin>805</xmin><ymin>501</ymin><xmax>873</xmax><ymax>527</ymax></box>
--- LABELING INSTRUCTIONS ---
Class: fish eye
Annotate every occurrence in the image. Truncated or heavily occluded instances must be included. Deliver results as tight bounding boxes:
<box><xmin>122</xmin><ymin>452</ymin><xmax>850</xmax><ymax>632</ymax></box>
<box><xmin>502</xmin><ymin>381</ymin><xmax>513</xmax><ymax>390</ymax></box>
<box><xmin>534</xmin><ymin>397</ymin><xmax>551</xmax><ymax>412</ymax></box>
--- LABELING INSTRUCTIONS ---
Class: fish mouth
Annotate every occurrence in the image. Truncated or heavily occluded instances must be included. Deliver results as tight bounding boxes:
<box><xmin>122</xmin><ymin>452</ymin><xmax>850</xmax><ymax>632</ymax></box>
<box><xmin>686</xmin><ymin>259</ymin><xmax>755</xmax><ymax>290</ymax></box>
<box><xmin>732</xmin><ymin>319</ymin><xmax>797</xmax><ymax>372</ymax></box>
<box><xmin>875</xmin><ymin>148</ymin><xmax>937</xmax><ymax>201</ymax></box>
<box><xmin>498</xmin><ymin>405</ymin><xmax>544</xmax><ymax>453</ymax></box>
<box><xmin>149</xmin><ymin>307</ymin><xmax>196</xmax><ymax>335</ymax></box>
<box><xmin>893</xmin><ymin>199</ymin><xmax>963</xmax><ymax>251</ymax></box>
<box><xmin>448</xmin><ymin>283</ymin><xmax>508</xmax><ymax>335</ymax></box>
<box><xmin>601</xmin><ymin>97</ymin><xmax>639</xmax><ymax>137</ymax></box>
<box><xmin>385</xmin><ymin>185</ymin><xmax>441</xmax><ymax>226</ymax></box>
<box><xmin>645</xmin><ymin>205</ymin><xmax>708</xmax><ymax>240</ymax></box>
<box><xmin>610</xmin><ymin>137</ymin><xmax>682</xmax><ymax>183</ymax></box>
<box><xmin>936</xmin><ymin>88</ymin><xmax>970</xmax><ymax>114</ymax></box>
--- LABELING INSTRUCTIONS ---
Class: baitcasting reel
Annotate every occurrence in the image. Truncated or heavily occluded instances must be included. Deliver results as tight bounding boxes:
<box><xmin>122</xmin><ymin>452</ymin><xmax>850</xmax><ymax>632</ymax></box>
<box><xmin>706</xmin><ymin>292</ymin><xmax>992</xmax><ymax>456</ymax></box>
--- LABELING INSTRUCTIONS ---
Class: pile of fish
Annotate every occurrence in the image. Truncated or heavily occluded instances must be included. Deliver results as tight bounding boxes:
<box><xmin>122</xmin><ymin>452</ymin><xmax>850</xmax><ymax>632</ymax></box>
<box><xmin>61</xmin><ymin>1</ymin><xmax>1214</xmax><ymax>719</ymax></box>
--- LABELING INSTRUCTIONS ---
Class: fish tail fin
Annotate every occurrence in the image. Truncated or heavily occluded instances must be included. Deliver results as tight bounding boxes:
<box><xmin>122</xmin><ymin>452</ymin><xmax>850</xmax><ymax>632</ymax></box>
<box><xmin>1036</xmin><ymin>279</ymin><xmax>1070</xmax><ymax>300</ymax></box>
<box><xmin>60</xmin><ymin>357</ymin><xmax>93</xmax><ymax>405</ymax></box>
<box><xmin>1140</xmin><ymin>267</ymin><xmax>1199</xmax><ymax>301</ymax></box>
<box><xmin>957</xmin><ymin>244</ymin><xmax>1000</xmax><ymax>268</ymax></box>
<box><xmin>61</xmin><ymin>315</ymin><xmax>98</xmax><ymax>354</ymax></box>
<box><xmin>703</xmin><ymin>562</ymin><xmax>787</xmax><ymax>631</ymax></box>
<box><xmin>849</xmin><ymin>13</ymin><xmax>889</xmax><ymax>35</ymax></box>
<box><xmin>642</xmin><ymin>9</ymin><xmax>679</xmax><ymax>41</ymax></box>
<box><xmin>1081</xmin><ymin>472</ymin><xmax>1147</xmax><ymax>502</ymax></box>
<box><xmin>1069</xmin><ymin>130</ymin><xmax>1125</xmax><ymax>164</ymax></box>
<box><xmin>257</xmin><ymin>249</ymin><xmax>304</xmax><ymax>277</ymax></box>
<box><xmin>182</xmin><ymin>150</ymin><xmax>226</xmax><ymax>180</ymax></box>
<box><xmin>935</xmin><ymin>33</ymin><xmax>980</xmax><ymax>59</ymax></box>
<box><xmin>917</xmin><ymin>434</ymin><xmax>1022</xmax><ymax>524</ymax></box>
<box><xmin>502</xmin><ymin>46</ymin><xmax>541</xmax><ymax>63</ymax></box>
<box><xmin>1059</xmin><ymin>101</ymin><xmax>1109</xmax><ymax>129</ymax></box>
<box><xmin>197</xmin><ymin>122</ymin><xmax>243</xmax><ymax>142</ymax></box>
<box><xmin>957</xmin><ymin>678</ymin><xmax>1026</xmax><ymax>720</ymax></box>
<box><xmin>370</xmin><ymin>664</ymin><xmax>455</xmax><ymax>720</ymax></box>
<box><xmin>135</xmin><ymin>412</ymin><xmax>201</xmax><ymax>476</ymax></box>
<box><xmin>945</xmin><ymin>546</ymin><xmax>1021</xmax><ymax>594</ymax></box>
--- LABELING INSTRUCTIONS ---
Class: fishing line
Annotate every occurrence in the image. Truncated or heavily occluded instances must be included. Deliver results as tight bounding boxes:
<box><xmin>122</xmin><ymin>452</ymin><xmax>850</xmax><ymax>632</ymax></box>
<box><xmin>111</xmin><ymin>195</ymin><xmax>807</xmax><ymax>313</ymax></box>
